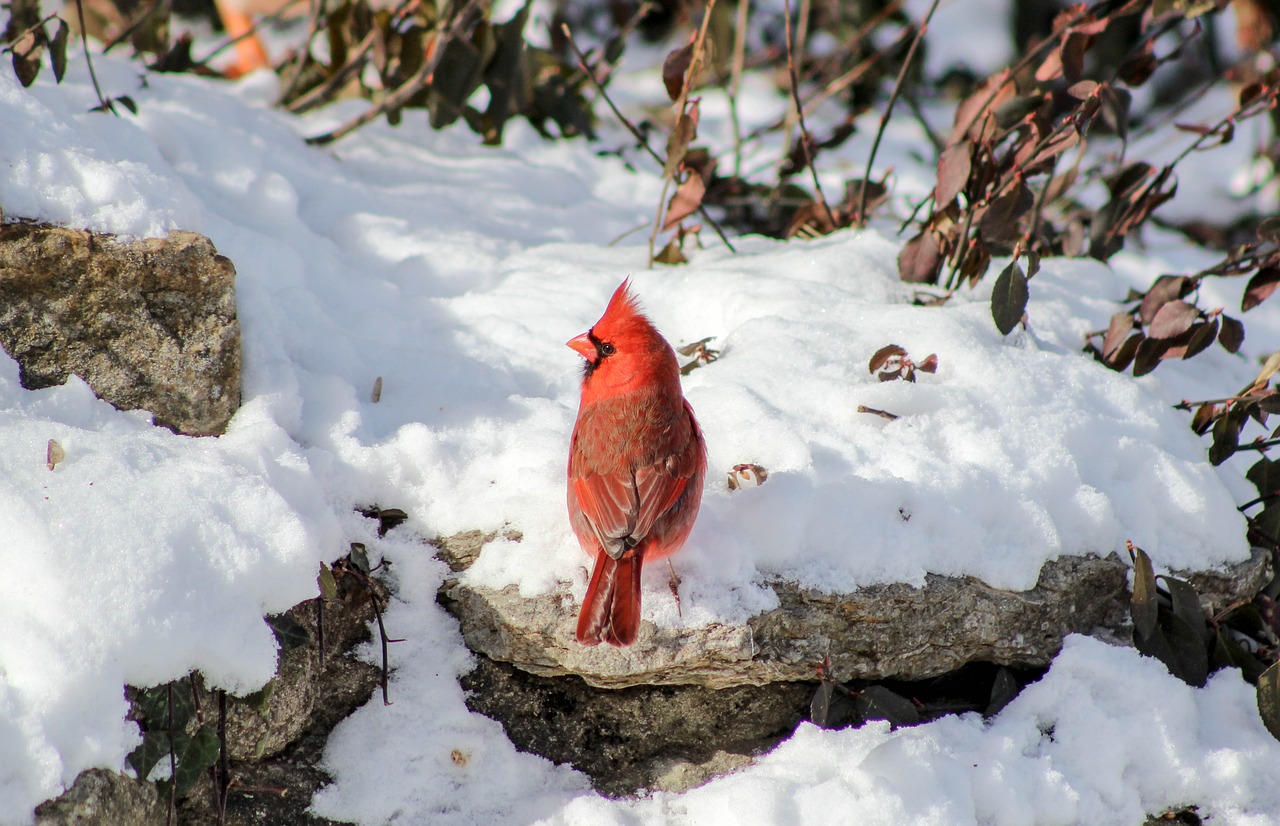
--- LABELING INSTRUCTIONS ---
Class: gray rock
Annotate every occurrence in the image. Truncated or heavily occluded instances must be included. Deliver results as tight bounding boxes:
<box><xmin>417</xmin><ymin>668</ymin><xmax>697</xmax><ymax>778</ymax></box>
<box><xmin>437</xmin><ymin>531</ymin><xmax>1272</xmax><ymax>690</ymax></box>
<box><xmin>460</xmin><ymin>654</ymin><xmax>809</xmax><ymax>795</ymax></box>
<box><xmin>33</xmin><ymin>768</ymin><xmax>164</xmax><ymax>826</ymax></box>
<box><xmin>0</xmin><ymin>222</ymin><xmax>240</xmax><ymax>436</ymax></box>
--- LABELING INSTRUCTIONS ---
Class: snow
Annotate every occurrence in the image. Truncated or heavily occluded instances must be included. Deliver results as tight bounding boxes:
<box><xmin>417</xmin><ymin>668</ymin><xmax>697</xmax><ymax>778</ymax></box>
<box><xmin>0</xmin><ymin>20</ymin><xmax>1276</xmax><ymax>826</ymax></box>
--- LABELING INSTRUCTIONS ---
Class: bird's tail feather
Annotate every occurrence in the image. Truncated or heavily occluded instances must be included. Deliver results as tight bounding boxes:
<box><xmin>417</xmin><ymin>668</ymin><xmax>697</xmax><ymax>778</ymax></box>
<box><xmin>577</xmin><ymin>549</ymin><xmax>643</xmax><ymax>646</ymax></box>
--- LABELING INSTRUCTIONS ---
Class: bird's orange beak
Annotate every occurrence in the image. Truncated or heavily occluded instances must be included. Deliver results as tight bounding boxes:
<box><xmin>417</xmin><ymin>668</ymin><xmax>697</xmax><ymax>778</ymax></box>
<box><xmin>567</xmin><ymin>332</ymin><xmax>595</xmax><ymax>360</ymax></box>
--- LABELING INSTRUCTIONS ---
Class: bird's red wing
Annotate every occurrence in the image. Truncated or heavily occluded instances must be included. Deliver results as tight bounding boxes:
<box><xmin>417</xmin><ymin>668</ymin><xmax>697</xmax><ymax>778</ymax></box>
<box><xmin>570</xmin><ymin>471</ymin><xmax>639</xmax><ymax>559</ymax></box>
<box><xmin>571</xmin><ymin>454</ymin><xmax>694</xmax><ymax>558</ymax></box>
<box><xmin>632</xmin><ymin>461</ymin><xmax>692</xmax><ymax>543</ymax></box>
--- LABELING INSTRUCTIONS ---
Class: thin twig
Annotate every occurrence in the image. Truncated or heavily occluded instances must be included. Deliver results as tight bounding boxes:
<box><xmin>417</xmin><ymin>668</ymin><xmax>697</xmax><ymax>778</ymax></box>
<box><xmin>216</xmin><ymin>690</ymin><xmax>229</xmax><ymax>826</ymax></box>
<box><xmin>857</xmin><ymin>0</ymin><xmax>938</xmax><ymax>225</ymax></box>
<box><xmin>277</xmin><ymin>0</ymin><xmax>329</xmax><ymax>102</ymax></box>
<box><xmin>857</xmin><ymin>404</ymin><xmax>899</xmax><ymax>421</ymax></box>
<box><xmin>286</xmin><ymin>24</ymin><xmax>381</xmax><ymax>114</ymax></box>
<box><xmin>73</xmin><ymin>0</ymin><xmax>115</xmax><ymax>113</ymax></box>
<box><xmin>648</xmin><ymin>0</ymin><xmax>718</xmax><ymax>267</ymax></box>
<box><xmin>728</xmin><ymin>0</ymin><xmax>748</xmax><ymax>181</ymax></box>
<box><xmin>101</xmin><ymin>0</ymin><xmax>166</xmax><ymax>54</ymax></box>
<box><xmin>561</xmin><ymin>22</ymin><xmax>736</xmax><ymax>254</ymax></box>
<box><xmin>783</xmin><ymin>0</ymin><xmax>834</xmax><ymax>228</ymax></box>
<box><xmin>165</xmin><ymin>683</ymin><xmax>177</xmax><ymax>826</ymax></box>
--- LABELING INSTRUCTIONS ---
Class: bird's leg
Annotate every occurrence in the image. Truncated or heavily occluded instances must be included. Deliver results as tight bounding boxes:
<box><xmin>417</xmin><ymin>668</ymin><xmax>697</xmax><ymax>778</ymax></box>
<box><xmin>667</xmin><ymin>560</ymin><xmax>682</xmax><ymax>617</ymax></box>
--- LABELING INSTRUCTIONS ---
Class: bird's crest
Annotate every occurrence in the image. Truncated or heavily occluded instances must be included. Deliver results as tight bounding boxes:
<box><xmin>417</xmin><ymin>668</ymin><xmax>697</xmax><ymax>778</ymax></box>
<box><xmin>595</xmin><ymin>278</ymin><xmax>651</xmax><ymax>337</ymax></box>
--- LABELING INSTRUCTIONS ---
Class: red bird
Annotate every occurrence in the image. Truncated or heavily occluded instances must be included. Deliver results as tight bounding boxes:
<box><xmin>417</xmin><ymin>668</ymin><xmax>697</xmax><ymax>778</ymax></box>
<box><xmin>566</xmin><ymin>280</ymin><xmax>706</xmax><ymax>647</ymax></box>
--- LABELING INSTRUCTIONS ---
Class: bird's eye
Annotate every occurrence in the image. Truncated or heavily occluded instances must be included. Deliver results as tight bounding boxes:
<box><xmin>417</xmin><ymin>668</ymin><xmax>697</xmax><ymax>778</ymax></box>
<box><xmin>599</xmin><ymin>342</ymin><xmax>616</xmax><ymax>356</ymax></box>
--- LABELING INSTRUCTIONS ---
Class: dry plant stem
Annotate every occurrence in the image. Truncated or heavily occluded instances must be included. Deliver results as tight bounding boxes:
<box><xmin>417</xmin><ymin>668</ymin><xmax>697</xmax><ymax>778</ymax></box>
<box><xmin>74</xmin><ymin>0</ymin><xmax>115</xmax><ymax>113</ymax></box>
<box><xmin>165</xmin><ymin>683</ymin><xmax>177</xmax><ymax>826</ymax></box>
<box><xmin>729</xmin><ymin>0</ymin><xmax>748</xmax><ymax>180</ymax></box>
<box><xmin>216</xmin><ymin>690</ymin><xmax>229</xmax><ymax>825</ymax></box>
<box><xmin>782</xmin><ymin>0</ymin><xmax>835</xmax><ymax>228</ymax></box>
<box><xmin>857</xmin><ymin>0</ymin><xmax>938</xmax><ymax>225</ymax></box>
<box><xmin>286</xmin><ymin>24</ymin><xmax>381</xmax><ymax>114</ymax></box>
<box><xmin>777</xmin><ymin>0</ymin><xmax>809</xmax><ymax>160</ymax></box>
<box><xmin>101</xmin><ymin>0</ymin><xmax>166</xmax><ymax>53</ymax></box>
<box><xmin>944</xmin><ymin>206</ymin><xmax>976</xmax><ymax>290</ymax></box>
<box><xmin>306</xmin><ymin>0</ymin><xmax>482</xmax><ymax>145</ymax></box>
<box><xmin>562</xmin><ymin>24</ymin><xmax>735</xmax><ymax>254</ymax></box>
<box><xmin>278</xmin><ymin>0</ymin><xmax>329</xmax><ymax>103</ymax></box>
<box><xmin>648</xmin><ymin>0</ymin><xmax>718</xmax><ymax>267</ymax></box>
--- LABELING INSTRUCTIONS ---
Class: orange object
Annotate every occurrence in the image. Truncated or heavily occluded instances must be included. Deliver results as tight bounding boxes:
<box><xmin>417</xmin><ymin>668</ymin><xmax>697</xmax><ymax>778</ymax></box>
<box><xmin>566</xmin><ymin>280</ymin><xmax>706</xmax><ymax>647</ymax></box>
<box><xmin>214</xmin><ymin>0</ymin><xmax>282</xmax><ymax>77</ymax></box>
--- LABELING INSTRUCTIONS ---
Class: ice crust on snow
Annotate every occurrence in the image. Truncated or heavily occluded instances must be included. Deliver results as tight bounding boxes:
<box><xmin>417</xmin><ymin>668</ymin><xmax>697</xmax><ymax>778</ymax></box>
<box><xmin>0</xmin><ymin>35</ymin><xmax>1273</xmax><ymax>826</ymax></box>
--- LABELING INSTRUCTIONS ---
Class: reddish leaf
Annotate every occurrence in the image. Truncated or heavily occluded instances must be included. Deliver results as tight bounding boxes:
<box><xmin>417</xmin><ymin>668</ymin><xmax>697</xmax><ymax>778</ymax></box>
<box><xmin>1034</xmin><ymin>46</ymin><xmax>1064</xmax><ymax>82</ymax></box>
<box><xmin>662</xmin><ymin>43</ymin><xmax>694</xmax><ymax>101</ymax></box>
<box><xmin>1137</xmin><ymin>275</ymin><xmax>1190</xmax><ymax>325</ymax></box>
<box><xmin>663</xmin><ymin>173</ymin><xmax>706</xmax><ymax>231</ymax></box>
<box><xmin>1184</xmin><ymin>319</ymin><xmax>1219</xmax><ymax>359</ymax></box>
<box><xmin>663</xmin><ymin>101</ymin><xmax>699</xmax><ymax>178</ymax></box>
<box><xmin>1147</xmin><ymin>300</ymin><xmax>1200</xmax><ymax>339</ymax></box>
<box><xmin>978</xmin><ymin>183</ymin><xmax>1034</xmax><ymax>245</ymax></box>
<box><xmin>1259</xmin><ymin>392</ymin><xmax>1280</xmax><ymax>415</ymax></box>
<box><xmin>1243</xmin><ymin>268</ymin><xmax>1280</xmax><ymax>312</ymax></box>
<box><xmin>948</xmin><ymin>69</ymin><xmax>1013</xmax><ymax>146</ymax></box>
<box><xmin>1098</xmin><ymin>85</ymin><xmax>1131</xmax><ymax>142</ymax></box>
<box><xmin>1219</xmin><ymin>315</ymin><xmax>1245</xmax><ymax>353</ymax></box>
<box><xmin>1239</xmin><ymin>81</ymin><xmax>1265</xmax><ymax>108</ymax></box>
<box><xmin>1059</xmin><ymin>32</ymin><xmax>1089</xmax><ymax>83</ymax></box>
<box><xmin>934</xmin><ymin>141</ymin><xmax>971</xmax><ymax>206</ymax></box>
<box><xmin>898</xmin><ymin>231</ymin><xmax>943</xmax><ymax>284</ymax></box>
<box><xmin>1133</xmin><ymin>337</ymin><xmax>1170</xmax><ymax>376</ymax></box>
<box><xmin>869</xmin><ymin>345</ymin><xmax>906</xmax><ymax>374</ymax></box>
<box><xmin>1101</xmin><ymin>311</ymin><xmax>1135</xmax><ymax>358</ymax></box>
<box><xmin>1106</xmin><ymin>333</ymin><xmax>1143</xmax><ymax>371</ymax></box>
<box><xmin>1190</xmin><ymin>402</ymin><xmax>1217</xmax><ymax>434</ymax></box>
<box><xmin>917</xmin><ymin>354</ymin><xmax>939</xmax><ymax>373</ymax></box>
<box><xmin>1067</xmin><ymin>80</ymin><xmax>1098</xmax><ymax>99</ymax></box>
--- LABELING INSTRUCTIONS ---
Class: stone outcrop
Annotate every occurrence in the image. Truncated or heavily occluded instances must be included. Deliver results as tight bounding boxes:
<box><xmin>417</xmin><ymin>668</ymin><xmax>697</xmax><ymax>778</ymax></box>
<box><xmin>437</xmin><ymin>531</ymin><xmax>1272</xmax><ymax>690</ymax></box>
<box><xmin>0</xmin><ymin>222</ymin><xmax>241</xmax><ymax>436</ymax></box>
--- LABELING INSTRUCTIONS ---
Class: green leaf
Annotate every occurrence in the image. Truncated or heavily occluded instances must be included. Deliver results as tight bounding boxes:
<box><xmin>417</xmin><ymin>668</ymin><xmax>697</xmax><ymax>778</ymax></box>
<box><xmin>1254</xmin><ymin>503</ymin><xmax>1280</xmax><ymax>545</ymax></box>
<box><xmin>171</xmin><ymin>726</ymin><xmax>220</xmax><ymax>797</ymax></box>
<box><xmin>266</xmin><ymin>613</ymin><xmax>310</xmax><ymax>651</ymax></box>
<box><xmin>1256</xmin><ymin>662</ymin><xmax>1280</xmax><ymax>741</ymax></box>
<box><xmin>480</xmin><ymin>0</ymin><xmax>531</xmax><ymax>144</ymax></box>
<box><xmin>241</xmin><ymin>679</ymin><xmax>276</xmax><ymax>714</ymax></box>
<box><xmin>1161</xmin><ymin>576</ymin><xmax>1208</xmax><ymax>645</ymax></box>
<box><xmin>810</xmin><ymin>681</ymin><xmax>833</xmax><ymax>728</ymax></box>
<box><xmin>349</xmin><ymin>542</ymin><xmax>371</xmax><ymax>575</ymax></box>
<box><xmin>991</xmin><ymin>261</ymin><xmax>1028</xmax><ymax>335</ymax></box>
<box><xmin>127</xmin><ymin>730</ymin><xmax>173</xmax><ymax>781</ymax></box>
<box><xmin>49</xmin><ymin>19</ymin><xmax>68</xmax><ymax>83</ymax></box>
<box><xmin>1211</xmin><ymin>630</ymin><xmax>1265</xmax><ymax>683</ymax></box>
<box><xmin>1247</xmin><ymin>458</ymin><xmax>1280</xmax><ymax>498</ymax></box>
<box><xmin>1209</xmin><ymin>407</ymin><xmax>1242</xmax><ymax>466</ymax></box>
<box><xmin>1129</xmin><ymin>545</ymin><xmax>1158</xmax><ymax>640</ymax></box>
<box><xmin>853</xmin><ymin>685</ymin><xmax>919</xmax><ymax>727</ymax></box>
<box><xmin>985</xmin><ymin>667</ymin><xmax>1019</xmax><ymax>716</ymax></box>
<box><xmin>318</xmin><ymin>564</ymin><xmax>338</xmax><ymax>601</ymax></box>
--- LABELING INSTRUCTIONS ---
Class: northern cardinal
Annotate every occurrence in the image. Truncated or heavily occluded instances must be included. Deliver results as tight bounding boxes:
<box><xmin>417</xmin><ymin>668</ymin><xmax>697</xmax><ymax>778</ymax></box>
<box><xmin>566</xmin><ymin>280</ymin><xmax>706</xmax><ymax>647</ymax></box>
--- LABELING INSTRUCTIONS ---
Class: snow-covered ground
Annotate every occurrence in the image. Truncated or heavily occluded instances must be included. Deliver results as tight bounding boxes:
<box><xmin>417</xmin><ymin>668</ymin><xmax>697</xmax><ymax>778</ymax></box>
<box><xmin>1</xmin><ymin>13</ymin><xmax>1279</xmax><ymax>824</ymax></box>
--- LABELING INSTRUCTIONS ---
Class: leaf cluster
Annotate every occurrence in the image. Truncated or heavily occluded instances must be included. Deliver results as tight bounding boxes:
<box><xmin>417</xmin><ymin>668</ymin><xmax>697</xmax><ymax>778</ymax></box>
<box><xmin>1126</xmin><ymin>542</ymin><xmax>1280</xmax><ymax>740</ymax></box>
<box><xmin>810</xmin><ymin>658</ymin><xmax>1042</xmax><ymax>731</ymax></box>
